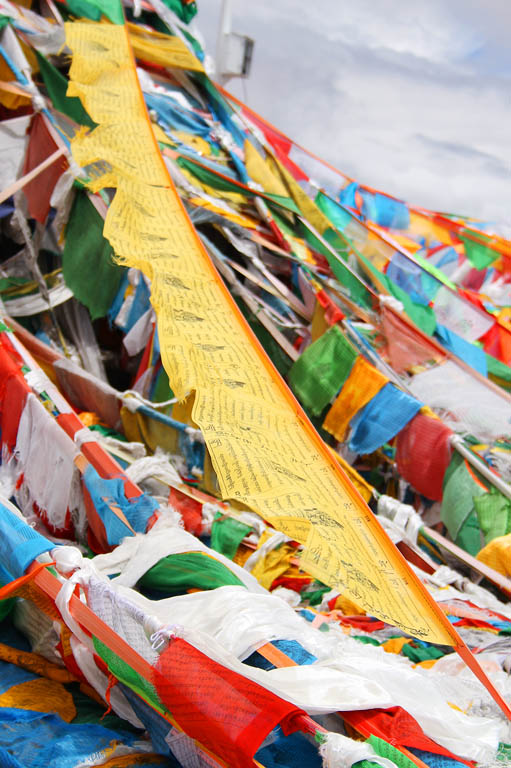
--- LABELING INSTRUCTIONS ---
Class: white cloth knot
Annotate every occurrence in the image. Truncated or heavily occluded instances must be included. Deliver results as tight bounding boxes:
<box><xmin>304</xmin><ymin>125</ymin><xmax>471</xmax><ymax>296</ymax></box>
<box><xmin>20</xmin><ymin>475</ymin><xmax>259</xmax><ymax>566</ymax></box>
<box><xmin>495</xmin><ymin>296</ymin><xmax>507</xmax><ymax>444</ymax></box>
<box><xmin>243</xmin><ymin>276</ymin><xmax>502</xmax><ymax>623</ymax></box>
<box><xmin>25</xmin><ymin>368</ymin><xmax>51</xmax><ymax>394</ymax></box>
<box><xmin>379</xmin><ymin>294</ymin><xmax>405</xmax><ymax>314</ymax></box>
<box><xmin>377</xmin><ymin>495</ymin><xmax>422</xmax><ymax>546</ymax></box>
<box><xmin>320</xmin><ymin>732</ymin><xmax>398</xmax><ymax>768</ymax></box>
<box><xmin>74</xmin><ymin>427</ymin><xmax>99</xmax><ymax>449</ymax></box>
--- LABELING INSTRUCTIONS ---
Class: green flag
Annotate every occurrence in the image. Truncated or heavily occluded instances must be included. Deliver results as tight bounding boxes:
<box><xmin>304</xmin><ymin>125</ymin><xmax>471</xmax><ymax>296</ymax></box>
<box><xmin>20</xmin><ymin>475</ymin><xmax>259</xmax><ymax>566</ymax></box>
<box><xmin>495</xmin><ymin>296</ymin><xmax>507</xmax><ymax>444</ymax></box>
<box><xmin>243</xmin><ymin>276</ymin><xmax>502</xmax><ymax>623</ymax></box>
<box><xmin>288</xmin><ymin>325</ymin><xmax>357</xmax><ymax>416</ymax></box>
<box><xmin>486</xmin><ymin>353</ymin><xmax>511</xmax><ymax>392</ymax></box>
<box><xmin>35</xmin><ymin>49</ymin><xmax>94</xmax><ymax>128</ymax></box>
<box><xmin>162</xmin><ymin>0</ymin><xmax>197</xmax><ymax>23</ymax></box>
<box><xmin>315</xmin><ymin>190</ymin><xmax>352</xmax><ymax>232</ymax></box>
<box><xmin>62</xmin><ymin>190</ymin><xmax>125</xmax><ymax>320</ymax></box>
<box><xmin>63</xmin><ymin>0</ymin><xmax>124</xmax><ymax>25</ymax></box>
<box><xmin>211</xmin><ymin>512</ymin><xmax>252</xmax><ymax>560</ymax></box>
<box><xmin>139</xmin><ymin>552</ymin><xmax>245</xmax><ymax>594</ymax></box>
<box><xmin>299</xmin><ymin>222</ymin><xmax>372</xmax><ymax>309</ymax></box>
<box><xmin>474</xmin><ymin>488</ymin><xmax>511</xmax><ymax>544</ymax></box>
<box><xmin>459</xmin><ymin>231</ymin><xmax>498</xmax><ymax>270</ymax></box>
<box><xmin>441</xmin><ymin>452</ymin><xmax>487</xmax><ymax>555</ymax></box>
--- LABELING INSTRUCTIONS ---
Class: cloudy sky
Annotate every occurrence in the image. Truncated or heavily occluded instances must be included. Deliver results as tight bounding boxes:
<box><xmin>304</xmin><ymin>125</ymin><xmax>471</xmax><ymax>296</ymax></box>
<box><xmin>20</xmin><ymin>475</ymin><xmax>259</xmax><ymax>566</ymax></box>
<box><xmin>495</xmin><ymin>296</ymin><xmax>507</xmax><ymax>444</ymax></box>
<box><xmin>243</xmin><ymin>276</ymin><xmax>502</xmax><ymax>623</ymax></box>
<box><xmin>196</xmin><ymin>0</ymin><xmax>511</xmax><ymax>224</ymax></box>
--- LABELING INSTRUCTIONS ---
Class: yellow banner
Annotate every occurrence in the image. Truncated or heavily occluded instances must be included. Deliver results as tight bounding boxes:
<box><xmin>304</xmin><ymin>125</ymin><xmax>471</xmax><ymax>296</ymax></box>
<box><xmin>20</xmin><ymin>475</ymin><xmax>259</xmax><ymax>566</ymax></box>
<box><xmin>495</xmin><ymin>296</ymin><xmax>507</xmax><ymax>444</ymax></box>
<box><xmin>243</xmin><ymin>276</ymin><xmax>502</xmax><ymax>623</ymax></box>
<box><xmin>65</xmin><ymin>20</ymin><xmax>457</xmax><ymax>645</ymax></box>
<box><xmin>127</xmin><ymin>22</ymin><xmax>205</xmax><ymax>73</ymax></box>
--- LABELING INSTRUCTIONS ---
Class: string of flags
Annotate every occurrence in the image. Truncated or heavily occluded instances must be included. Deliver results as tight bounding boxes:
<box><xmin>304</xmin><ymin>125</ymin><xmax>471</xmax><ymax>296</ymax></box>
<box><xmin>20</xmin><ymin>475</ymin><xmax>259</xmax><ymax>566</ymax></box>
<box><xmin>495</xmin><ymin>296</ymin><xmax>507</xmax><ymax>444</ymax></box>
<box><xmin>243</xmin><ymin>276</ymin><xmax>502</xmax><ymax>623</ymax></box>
<box><xmin>1</xmin><ymin>0</ymin><xmax>511</xmax><ymax>765</ymax></box>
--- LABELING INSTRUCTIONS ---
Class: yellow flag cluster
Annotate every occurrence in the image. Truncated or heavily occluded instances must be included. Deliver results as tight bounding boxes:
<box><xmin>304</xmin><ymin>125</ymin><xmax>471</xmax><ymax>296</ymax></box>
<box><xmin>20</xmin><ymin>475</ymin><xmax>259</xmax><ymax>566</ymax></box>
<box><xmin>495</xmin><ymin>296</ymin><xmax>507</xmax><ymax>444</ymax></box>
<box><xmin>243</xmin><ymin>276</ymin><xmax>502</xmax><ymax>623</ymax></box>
<box><xmin>323</xmin><ymin>357</ymin><xmax>388</xmax><ymax>442</ymax></box>
<box><xmin>66</xmin><ymin>20</ymin><xmax>456</xmax><ymax>645</ymax></box>
<box><xmin>127</xmin><ymin>22</ymin><xmax>204</xmax><ymax>72</ymax></box>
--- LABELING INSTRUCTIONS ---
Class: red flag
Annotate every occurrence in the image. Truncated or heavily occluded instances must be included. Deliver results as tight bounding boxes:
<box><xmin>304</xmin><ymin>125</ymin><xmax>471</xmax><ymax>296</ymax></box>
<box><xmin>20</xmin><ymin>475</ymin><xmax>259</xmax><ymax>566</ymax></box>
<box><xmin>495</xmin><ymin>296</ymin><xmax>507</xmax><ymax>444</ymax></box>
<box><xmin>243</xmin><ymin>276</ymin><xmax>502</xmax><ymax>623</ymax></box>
<box><xmin>168</xmin><ymin>487</ymin><xmax>203</xmax><ymax>535</ymax></box>
<box><xmin>396</xmin><ymin>413</ymin><xmax>453</xmax><ymax>501</ymax></box>
<box><xmin>152</xmin><ymin>637</ymin><xmax>304</xmax><ymax>767</ymax></box>
<box><xmin>500</xmin><ymin>326</ymin><xmax>511</xmax><ymax>365</ymax></box>
<box><xmin>481</xmin><ymin>322</ymin><xmax>502</xmax><ymax>359</ymax></box>
<box><xmin>381</xmin><ymin>307</ymin><xmax>443</xmax><ymax>374</ymax></box>
<box><xmin>0</xmin><ymin>333</ymin><xmax>29</xmax><ymax>454</ymax></box>
<box><xmin>22</xmin><ymin>113</ymin><xmax>68</xmax><ymax>223</ymax></box>
<box><xmin>342</xmin><ymin>707</ymin><xmax>473</xmax><ymax>767</ymax></box>
<box><xmin>481</xmin><ymin>321</ymin><xmax>511</xmax><ymax>366</ymax></box>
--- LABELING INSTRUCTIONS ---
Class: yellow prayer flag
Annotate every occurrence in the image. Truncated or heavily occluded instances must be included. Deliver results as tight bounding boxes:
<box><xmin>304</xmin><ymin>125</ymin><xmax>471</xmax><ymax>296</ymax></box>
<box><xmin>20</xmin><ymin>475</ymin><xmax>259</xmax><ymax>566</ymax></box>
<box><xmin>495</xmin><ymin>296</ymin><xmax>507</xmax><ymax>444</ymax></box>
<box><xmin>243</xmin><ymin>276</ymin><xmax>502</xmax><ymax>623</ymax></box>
<box><xmin>269</xmin><ymin>153</ymin><xmax>333</xmax><ymax>235</ymax></box>
<box><xmin>323</xmin><ymin>356</ymin><xmax>387</xmax><ymax>441</ymax></box>
<box><xmin>0</xmin><ymin>678</ymin><xmax>76</xmax><ymax>722</ymax></box>
<box><xmin>331</xmin><ymin>449</ymin><xmax>374</xmax><ymax>504</ymax></box>
<box><xmin>127</xmin><ymin>22</ymin><xmax>204</xmax><ymax>72</ymax></box>
<box><xmin>477</xmin><ymin>534</ymin><xmax>511</xmax><ymax>578</ymax></box>
<box><xmin>65</xmin><ymin>19</ymin><xmax>459</xmax><ymax>646</ymax></box>
<box><xmin>382</xmin><ymin>637</ymin><xmax>411</xmax><ymax>655</ymax></box>
<box><xmin>244</xmin><ymin>140</ymin><xmax>290</xmax><ymax>198</ymax></box>
<box><xmin>408</xmin><ymin>211</ymin><xmax>452</xmax><ymax>246</ymax></box>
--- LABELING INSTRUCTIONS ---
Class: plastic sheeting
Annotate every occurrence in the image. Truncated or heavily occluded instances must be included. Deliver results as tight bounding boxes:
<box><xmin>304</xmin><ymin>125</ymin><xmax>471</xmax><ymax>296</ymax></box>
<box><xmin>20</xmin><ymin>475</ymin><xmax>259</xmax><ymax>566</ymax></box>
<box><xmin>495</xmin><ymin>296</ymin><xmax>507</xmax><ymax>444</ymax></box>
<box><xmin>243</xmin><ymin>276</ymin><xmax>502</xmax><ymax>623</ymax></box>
<box><xmin>92</xmin><ymin>515</ymin><xmax>265</xmax><ymax>593</ymax></box>
<box><xmin>84</xmin><ymin>574</ymin><xmax>502</xmax><ymax>762</ymax></box>
<box><xmin>409</xmin><ymin>360</ymin><xmax>511</xmax><ymax>442</ymax></box>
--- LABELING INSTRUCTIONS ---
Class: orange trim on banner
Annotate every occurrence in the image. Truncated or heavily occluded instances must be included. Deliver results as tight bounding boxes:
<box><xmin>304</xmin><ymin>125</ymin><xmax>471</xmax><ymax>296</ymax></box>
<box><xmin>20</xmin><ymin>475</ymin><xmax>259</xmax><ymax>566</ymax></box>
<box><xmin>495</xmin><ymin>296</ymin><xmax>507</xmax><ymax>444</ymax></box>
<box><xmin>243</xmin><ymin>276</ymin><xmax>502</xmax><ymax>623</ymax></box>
<box><xmin>0</xmin><ymin>561</ymin><xmax>55</xmax><ymax>601</ymax></box>
<box><xmin>63</xmin><ymin>17</ymin><xmax>511</xmax><ymax>717</ymax></box>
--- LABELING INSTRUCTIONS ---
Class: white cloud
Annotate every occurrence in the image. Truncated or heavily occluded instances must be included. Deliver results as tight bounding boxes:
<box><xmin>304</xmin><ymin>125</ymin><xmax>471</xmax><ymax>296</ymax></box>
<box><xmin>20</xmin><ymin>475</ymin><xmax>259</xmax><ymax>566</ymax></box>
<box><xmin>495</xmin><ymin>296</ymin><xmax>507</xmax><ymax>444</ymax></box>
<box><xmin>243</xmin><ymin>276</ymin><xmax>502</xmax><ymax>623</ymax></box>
<box><xmin>196</xmin><ymin>0</ymin><xmax>511</xmax><ymax>223</ymax></box>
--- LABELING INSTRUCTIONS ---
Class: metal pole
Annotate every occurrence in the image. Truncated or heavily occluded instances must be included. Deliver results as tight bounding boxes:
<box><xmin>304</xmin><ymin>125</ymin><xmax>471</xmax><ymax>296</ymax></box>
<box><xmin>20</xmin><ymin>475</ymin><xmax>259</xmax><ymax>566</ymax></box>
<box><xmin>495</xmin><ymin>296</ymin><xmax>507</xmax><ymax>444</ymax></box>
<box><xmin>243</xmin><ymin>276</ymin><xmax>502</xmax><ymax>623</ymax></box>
<box><xmin>450</xmin><ymin>435</ymin><xmax>511</xmax><ymax>501</ymax></box>
<box><xmin>215</xmin><ymin>0</ymin><xmax>232</xmax><ymax>85</ymax></box>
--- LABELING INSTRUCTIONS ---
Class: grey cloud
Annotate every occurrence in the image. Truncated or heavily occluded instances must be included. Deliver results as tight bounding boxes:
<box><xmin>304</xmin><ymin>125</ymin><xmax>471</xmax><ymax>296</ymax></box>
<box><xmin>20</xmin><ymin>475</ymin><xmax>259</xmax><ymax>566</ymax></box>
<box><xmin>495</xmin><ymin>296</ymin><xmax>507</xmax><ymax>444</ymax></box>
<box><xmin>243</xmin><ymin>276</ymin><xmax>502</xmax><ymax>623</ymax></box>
<box><xmin>415</xmin><ymin>133</ymin><xmax>511</xmax><ymax>173</ymax></box>
<box><xmin>196</xmin><ymin>0</ymin><xmax>511</xmax><ymax>222</ymax></box>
